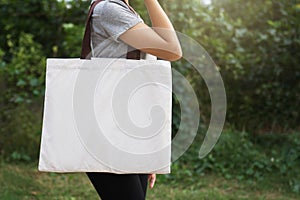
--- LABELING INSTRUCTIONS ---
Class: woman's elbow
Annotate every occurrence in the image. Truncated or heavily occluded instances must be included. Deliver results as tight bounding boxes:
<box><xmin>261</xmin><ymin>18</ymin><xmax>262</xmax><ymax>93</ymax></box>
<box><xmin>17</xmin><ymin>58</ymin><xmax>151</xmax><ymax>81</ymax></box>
<box><xmin>165</xmin><ymin>45</ymin><xmax>182</xmax><ymax>61</ymax></box>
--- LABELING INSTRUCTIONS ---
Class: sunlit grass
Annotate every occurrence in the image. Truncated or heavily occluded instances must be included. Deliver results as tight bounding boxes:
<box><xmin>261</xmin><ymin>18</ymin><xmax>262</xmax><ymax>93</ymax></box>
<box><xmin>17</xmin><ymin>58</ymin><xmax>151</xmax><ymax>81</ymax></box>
<box><xmin>1</xmin><ymin>162</ymin><xmax>299</xmax><ymax>200</ymax></box>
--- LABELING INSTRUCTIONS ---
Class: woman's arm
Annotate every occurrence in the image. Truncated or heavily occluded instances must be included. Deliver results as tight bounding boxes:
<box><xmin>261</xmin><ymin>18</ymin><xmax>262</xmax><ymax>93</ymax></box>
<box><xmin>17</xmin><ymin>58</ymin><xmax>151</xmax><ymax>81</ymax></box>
<box><xmin>119</xmin><ymin>0</ymin><xmax>182</xmax><ymax>61</ymax></box>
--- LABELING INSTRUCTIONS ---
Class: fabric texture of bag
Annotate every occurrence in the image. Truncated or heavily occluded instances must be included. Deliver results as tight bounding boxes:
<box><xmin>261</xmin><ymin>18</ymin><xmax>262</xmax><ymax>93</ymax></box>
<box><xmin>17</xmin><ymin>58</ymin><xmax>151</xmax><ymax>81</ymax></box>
<box><xmin>38</xmin><ymin>0</ymin><xmax>172</xmax><ymax>174</ymax></box>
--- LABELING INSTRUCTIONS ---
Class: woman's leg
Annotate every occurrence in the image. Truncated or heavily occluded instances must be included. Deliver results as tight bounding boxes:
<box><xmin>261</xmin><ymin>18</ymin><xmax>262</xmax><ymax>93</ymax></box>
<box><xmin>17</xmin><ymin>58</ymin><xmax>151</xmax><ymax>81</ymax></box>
<box><xmin>138</xmin><ymin>174</ymin><xmax>148</xmax><ymax>197</ymax></box>
<box><xmin>86</xmin><ymin>172</ymin><xmax>149</xmax><ymax>200</ymax></box>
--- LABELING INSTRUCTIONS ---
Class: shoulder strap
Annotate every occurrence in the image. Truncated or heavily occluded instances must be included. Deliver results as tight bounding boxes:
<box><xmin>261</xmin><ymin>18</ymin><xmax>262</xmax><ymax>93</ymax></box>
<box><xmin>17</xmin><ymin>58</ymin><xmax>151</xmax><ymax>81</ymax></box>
<box><xmin>80</xmin><ymin>0</ymin><xmax>140</xmax><ymax>60</ymax></box>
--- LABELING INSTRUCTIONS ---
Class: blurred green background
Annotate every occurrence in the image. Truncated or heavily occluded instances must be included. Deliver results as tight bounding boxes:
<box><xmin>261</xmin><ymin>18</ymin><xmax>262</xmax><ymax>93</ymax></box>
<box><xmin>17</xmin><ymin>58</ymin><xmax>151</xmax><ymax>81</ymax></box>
<box><xmin>0</xmin><ymin>0</ymin><xmax>299</xmax><ymax>199</ymax></box>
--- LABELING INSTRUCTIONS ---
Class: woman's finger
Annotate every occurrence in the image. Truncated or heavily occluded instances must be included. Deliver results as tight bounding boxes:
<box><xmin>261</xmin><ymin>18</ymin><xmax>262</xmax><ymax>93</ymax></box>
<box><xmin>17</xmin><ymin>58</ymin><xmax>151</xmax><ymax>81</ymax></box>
<box><xmin>148</xmin><ymin>174</ymin><xmax>156</xmax><ymax>189</ymax></box>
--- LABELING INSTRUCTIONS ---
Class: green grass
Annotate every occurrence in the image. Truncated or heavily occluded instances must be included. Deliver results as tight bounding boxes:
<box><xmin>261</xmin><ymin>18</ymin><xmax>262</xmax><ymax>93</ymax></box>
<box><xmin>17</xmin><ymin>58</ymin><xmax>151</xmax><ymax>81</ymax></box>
<box><xmin>1</xmin><ymin>162</ymin><xmax>299</xmax><ymax>200</ymax></box>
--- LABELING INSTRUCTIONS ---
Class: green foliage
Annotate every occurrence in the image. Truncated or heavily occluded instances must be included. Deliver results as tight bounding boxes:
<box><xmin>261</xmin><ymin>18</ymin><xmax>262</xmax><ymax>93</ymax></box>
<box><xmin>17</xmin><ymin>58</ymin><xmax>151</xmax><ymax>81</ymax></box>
<box><xmin>161</xmin><ymin>0</ymin><xmax>300</xmax><ymax>130</ymax></box>
<box><xmin>162</xmin><ymin>130</ymin><xmax>300</xmax><ymax>194</ymax></box>
<box><xmin>61</xmin><ymin>23</ymin><xmax>85</xmax><ymax>58</ymax></box>
<box><xmin>252</xmin><ymin>132</ymin><xmax>300</xmax><ymax>193</ymax></box>
<box><xmin>0</xmin><ymin>103</ymin><xmax>43</xmax><ymax>162</ymax></box>
<box><xmin>218</xmin><ymin>0</ymin><xmax>300</xmax><ymax>130</ymax></box>
<box><xmin>0</xmin><ymin>33</ymin><xmax>45</xmax><ymax>161</ymax></box>
<box><xmin>0</xmin><ymin>0</ymin><xmax>89</xmax><ymax>59</ymax></box>
<box><xmin>3</xmin><ymin>33</ymin><xmax>46</xmax><ymax>104</ymax></box>
<box><xmin>214</xmin><ymin>0</ymin><xmax>300</xmax><ymax>130</ymax></box>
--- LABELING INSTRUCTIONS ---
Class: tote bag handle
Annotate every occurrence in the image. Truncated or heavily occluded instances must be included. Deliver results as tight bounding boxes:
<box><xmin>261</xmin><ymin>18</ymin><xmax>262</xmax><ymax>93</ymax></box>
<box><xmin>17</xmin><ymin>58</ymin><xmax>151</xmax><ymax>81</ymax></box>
<box><xmin>80</xmin><ymin>0</ymin><xmax>141</xmax><ymax>60</ymax></box>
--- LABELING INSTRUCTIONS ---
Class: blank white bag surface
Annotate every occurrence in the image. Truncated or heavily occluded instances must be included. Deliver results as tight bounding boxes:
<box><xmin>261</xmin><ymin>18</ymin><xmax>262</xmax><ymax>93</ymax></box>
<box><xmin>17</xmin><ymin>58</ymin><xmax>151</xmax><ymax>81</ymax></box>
<box><xmin>38</xmin><ymin>58</ymin><xmax>172</xmax><ymax>174</ymax></box>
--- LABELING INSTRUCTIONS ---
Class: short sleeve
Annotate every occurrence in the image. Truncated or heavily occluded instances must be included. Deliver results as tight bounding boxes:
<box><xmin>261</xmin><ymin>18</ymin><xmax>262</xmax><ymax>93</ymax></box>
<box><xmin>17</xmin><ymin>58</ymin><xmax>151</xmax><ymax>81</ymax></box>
<box><xmin>99</xmin><ymin>1</ymin><xmax>144</xmax><ymax>42</ymax></box>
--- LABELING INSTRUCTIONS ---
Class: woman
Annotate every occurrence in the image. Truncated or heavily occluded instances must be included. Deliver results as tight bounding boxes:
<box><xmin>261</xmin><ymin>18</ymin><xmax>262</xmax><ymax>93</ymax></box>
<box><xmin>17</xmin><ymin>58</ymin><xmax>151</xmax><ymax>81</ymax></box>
<box><xmin>86</xmin><ymin>0</ymin><xmax>182</xmax><ymax>199</ymax></box>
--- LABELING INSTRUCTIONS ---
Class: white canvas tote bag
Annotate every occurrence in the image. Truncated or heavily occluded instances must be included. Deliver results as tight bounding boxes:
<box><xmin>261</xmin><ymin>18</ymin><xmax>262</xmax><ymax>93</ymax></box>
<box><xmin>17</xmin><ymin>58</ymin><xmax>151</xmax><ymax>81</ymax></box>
<box><xmin>38</xmin><ymin>0</ymin><xmax>172</xmax><ymax>174</ymax></box>
<box><xmin>38</xmin><ymin>57</ymin><xmax>172</xmax><ymax>174</ymax></box>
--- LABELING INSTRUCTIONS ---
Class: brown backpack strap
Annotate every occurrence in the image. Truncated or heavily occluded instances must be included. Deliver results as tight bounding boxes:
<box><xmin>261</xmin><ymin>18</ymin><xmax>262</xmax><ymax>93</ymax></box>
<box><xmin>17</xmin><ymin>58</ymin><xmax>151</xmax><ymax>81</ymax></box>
<box><xmin>80</xmin><ymin>0</ymin><xmax>140</xmax><ymax>60</ymax></box>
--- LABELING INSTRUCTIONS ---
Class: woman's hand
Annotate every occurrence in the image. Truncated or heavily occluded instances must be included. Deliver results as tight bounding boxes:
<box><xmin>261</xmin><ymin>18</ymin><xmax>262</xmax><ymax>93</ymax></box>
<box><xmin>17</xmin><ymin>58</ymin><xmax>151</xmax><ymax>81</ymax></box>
<box><xmin>148</xmin><ymin>174</ymin><xmax>156</xmax><ymax>189</ymax></box>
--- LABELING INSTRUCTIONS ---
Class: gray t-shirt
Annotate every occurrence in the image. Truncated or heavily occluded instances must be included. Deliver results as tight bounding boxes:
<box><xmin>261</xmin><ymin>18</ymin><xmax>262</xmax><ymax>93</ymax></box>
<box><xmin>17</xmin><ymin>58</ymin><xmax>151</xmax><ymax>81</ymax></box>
<box><xmin>91</xmin><ymin>0</ymin><xmax>145</xmax><ymax>58</ymax></box>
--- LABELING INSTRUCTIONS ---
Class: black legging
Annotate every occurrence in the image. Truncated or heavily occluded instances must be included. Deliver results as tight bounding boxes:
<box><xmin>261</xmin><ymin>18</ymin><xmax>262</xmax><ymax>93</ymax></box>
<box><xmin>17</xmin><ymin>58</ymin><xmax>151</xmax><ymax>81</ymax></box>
<box><xmin>86</xmin><ymin>172</ymin><xmax>149</xmax><ymax>200</ymax></box>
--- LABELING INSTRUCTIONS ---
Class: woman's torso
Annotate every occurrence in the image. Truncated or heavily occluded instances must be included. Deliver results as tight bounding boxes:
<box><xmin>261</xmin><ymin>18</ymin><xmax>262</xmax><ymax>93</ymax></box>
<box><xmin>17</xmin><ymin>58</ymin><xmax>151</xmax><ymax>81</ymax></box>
<box><xmin>91</xmin><ymin>0</ymin><xmax>147</xmax><ymax>59</ymax></box>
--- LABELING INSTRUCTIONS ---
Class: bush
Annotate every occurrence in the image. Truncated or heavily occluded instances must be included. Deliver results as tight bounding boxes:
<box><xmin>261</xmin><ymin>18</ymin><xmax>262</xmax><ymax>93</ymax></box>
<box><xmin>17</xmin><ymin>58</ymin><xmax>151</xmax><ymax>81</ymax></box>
<box><xmin>164</xmin><ymin>0</ymin><xmax>300</xmax><ymax>131</ymax></box>
<box><xmin>160</xmin><ymin>129</ymin><xmax>300</xmax><ymax>193</ymax></box>
<box><xmin>0</xmin><ymin>33</ymin><xmax>45</xmax><ymax>161</ymax></box>
<box><xmin>0</xmin><ymin>103</ymin><xmax>43</xmax><ymax>162</ymax></box>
